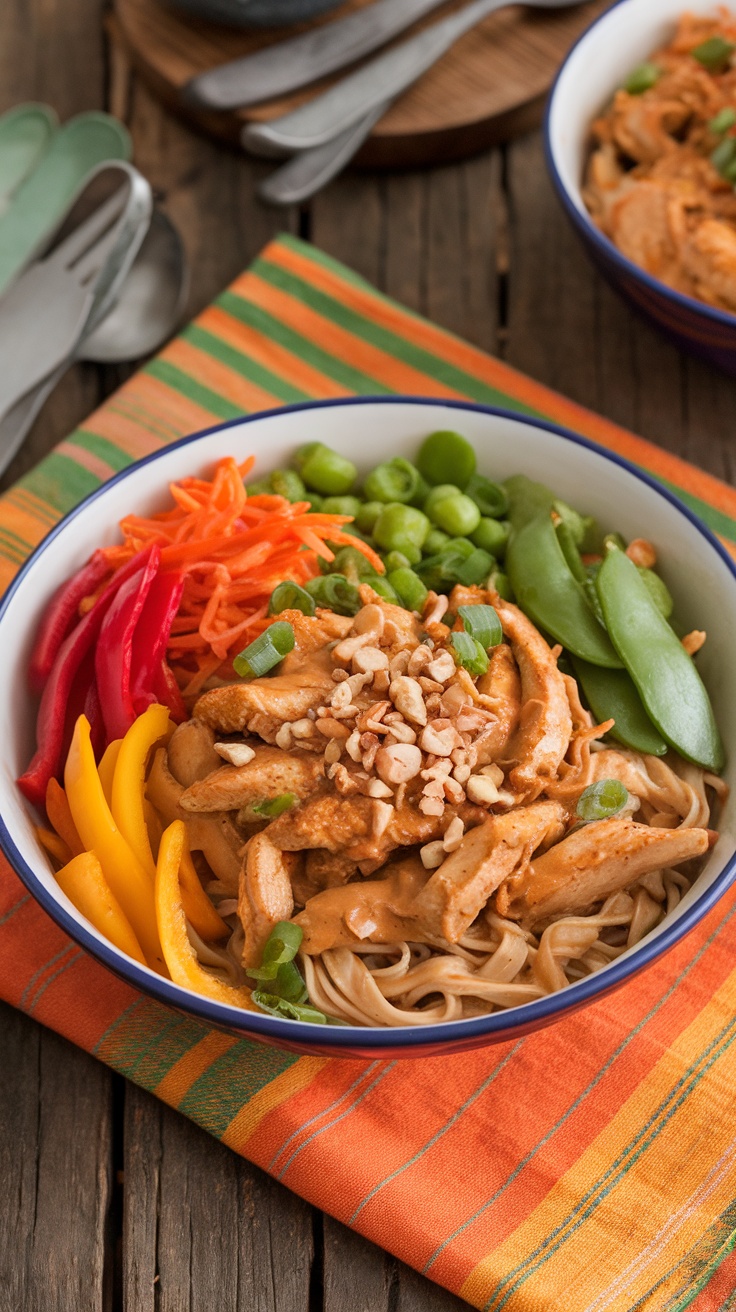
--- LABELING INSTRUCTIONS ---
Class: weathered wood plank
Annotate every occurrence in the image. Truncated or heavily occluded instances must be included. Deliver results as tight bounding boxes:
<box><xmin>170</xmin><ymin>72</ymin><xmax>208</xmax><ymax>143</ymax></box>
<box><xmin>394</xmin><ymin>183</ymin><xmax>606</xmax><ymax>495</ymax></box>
<box><xmin>323</xmin><ymin>1215</ymin><xmax>470</xmax><ymax>1312</ymax></box>
<box><xmin>0</xmin><ymin>1002</ymin><xmax>113</xmax><ymax>1312</ymax></box>
<box><xmin>122</xmin><ymin>1082</ymin><xmax>314</xmax><ymax>1312</ymax></box>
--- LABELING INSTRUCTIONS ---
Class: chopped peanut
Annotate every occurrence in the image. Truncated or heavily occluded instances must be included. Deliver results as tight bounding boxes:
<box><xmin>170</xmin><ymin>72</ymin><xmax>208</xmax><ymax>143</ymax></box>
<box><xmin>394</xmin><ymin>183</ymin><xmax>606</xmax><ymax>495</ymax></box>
<box><xmin>389</xmin><ymin>676</ymin><xmax>428</xmax><ymax>726</ymax></box>
<box><xmin>420</xmin><ymin>840</ymin><xmax>446</xmax><ymax>869</ymax></box>
<box><xmin>682</xmin><ymin>629</ymin><xmax>706</xmax><ymax>655</ymax></box>
<box><xmin>375</xmin><ymin>743</ymin><xmax>423</xmax><ymax>785</ymax></box>
<box><xmin>214</xmin><ymin>742</ymin><xmax>256</xmax><ymax>767</ymax></box>
<box><xmin>466</xmin><ymin>774</ymin><xmax>500</xmax><ymax>806</ymax></box>
<box><xmin>626</xmin><ymin>538</ymin><xmax>657</xmax><ymax>568</ymax></box>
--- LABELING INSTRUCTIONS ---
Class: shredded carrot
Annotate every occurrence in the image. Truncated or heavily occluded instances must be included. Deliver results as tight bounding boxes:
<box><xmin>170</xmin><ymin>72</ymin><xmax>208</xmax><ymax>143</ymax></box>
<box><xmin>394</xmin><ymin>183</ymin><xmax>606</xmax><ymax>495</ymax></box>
<box><xmin>96</xmin><ymin>456</ymin><xmax>381</xmax><ymax>695</ymax></box>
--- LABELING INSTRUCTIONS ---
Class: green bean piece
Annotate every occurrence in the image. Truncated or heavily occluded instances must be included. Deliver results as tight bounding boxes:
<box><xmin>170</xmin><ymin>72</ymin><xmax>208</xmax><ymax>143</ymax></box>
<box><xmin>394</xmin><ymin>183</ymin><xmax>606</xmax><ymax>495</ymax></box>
<box><xmin>638</xmin><ymin>567</ymin><xmax>673</xmax><ymax>619</ymax></box>
<box><xmin>571</xmin><ymin>657</ymin><xmax>668</xmax><ymax>756</ymax></box>
<box><xmin>576</xmin><ymin>779</ymin><xmax>630</xmax><ymax>823</ymax></box>
<box><xmin>710</xmin><ymin>106</ymin><xmax>736</xmax><ymax>134</ymax></box>
<box><xmin>365</xmin><ymin>576</ymin><xmax>400</xmax><ymax>604</ymax></box>
<box><xmin>270</xmin><ymin>469</ymin><xmax>307</xmax><ymax>502</ymax></box>
<box><xmin>268</xmin><ymin>581</ymin><xmax>317</xmax><ymax>617</ymax></box>
<box><xmin>692</xmin><ymin>36</ymin><xmax>735</xmax><ymax>71</ymax></box>
<box><xmin>450</xmin><ymin>631</ymin><xmax>489</xmax><ymax>676</ymax></box>
<box><xmin>472</xmin><ymin>517</ymin><xmax>510</xmax><ymax>558</ymax></box>
<box><xmin>623</xmin><ymin>61</ymin><xmax>661</xmax><ymax>94</ymax></box>
<box><xmin>596</xmin><ymin>547</ymin><xmax>724</xmax><ymax>771</ymax></box>
<box><xmin>364</xmin><ymin>457</ymin><xmax>423</xmax><ymax>504</ymax></box>
<box><xmin>554</xmin><ymin>518</ymin><xmax>587</xmax><ymax>585</ymax></box>
<box><xmin>465</xmin><ymin>474</ymin><xmax>509</xmax><ymax>519</ymax></box>
<box><xmin>489</xmin><ymin>569</ymin><xmax>514</xmax><ymax>602</ymax></box>
<box><xmin>457</xmin><ymin>547</ymin><xmax>493</xmax><ymax>587</ymax></box>
<box><xmin>423</xmin><ymin>527</ymin><xmax>452</xmax><ymax>556</ymax></box>
<box><xmin>426</xmin><ymin>490</ymin><xmax>481</xmax><ymax>538</ymax></box>
<box><xmin>321</xmin><ymin>495</ymin><xmax>362</xmax><ymax>518</ymax></box>
<box><xmin>356</xmin><ymin>500</ymin><xmax>384</xmax><ymax>534</ymax></box>
<box><xmin>458</xmin><ymin>603</ymin><xmax>503</xmax><ymax>650</ymax></box>
<box><xmin>304</xmin><ymin>573</ymin><xmax>362</xmax><ymax>616</ymax></box>
<box><xmin>293</xmin><ymin>442</ymin><xmax>357</xmax><ymax>495</ymax></box>
<box><xmin>506</xmin><ymin>513</ymin><xmax>622</xmax><ymax>667</ymax></box>
<box><xmin>373</xmin><ymin>503</ymin><xmax>430</xmax><ymax>554</ymax></box>
<box><xmin>417</xmin><ymin>430</ymin><xmax>476</xmax><ymax>488</ymax></box>
<box><xmin>388</xmin><ymin>567</ymin><xmax>428</xmax><ymax>612</ymax></box>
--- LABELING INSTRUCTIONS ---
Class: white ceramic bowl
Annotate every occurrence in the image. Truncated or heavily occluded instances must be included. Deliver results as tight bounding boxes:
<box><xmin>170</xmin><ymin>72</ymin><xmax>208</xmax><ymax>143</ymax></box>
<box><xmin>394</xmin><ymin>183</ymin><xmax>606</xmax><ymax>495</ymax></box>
<box><xmin>2</xmin><ymin>398</ymin><xmax>735</xmax><ymax>1058</ymax></box>
<box><xmin>546</xmin><ymin>0</ymin><xmax>736</xmax><ymax>374</ymax></box>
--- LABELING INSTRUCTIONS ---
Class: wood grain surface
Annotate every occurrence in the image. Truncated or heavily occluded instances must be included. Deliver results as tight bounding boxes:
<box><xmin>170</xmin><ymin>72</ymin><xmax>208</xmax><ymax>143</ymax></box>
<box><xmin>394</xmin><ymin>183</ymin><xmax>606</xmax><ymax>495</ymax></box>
<box><xmin>112</xmin><ymin>0</ymin><xmax>609</xmax><ymax>166</ymax></box>
<box><xmin>2</xmin><ymin>1</ymin><xmax>736</xmax><ymax>1309</ymax></box>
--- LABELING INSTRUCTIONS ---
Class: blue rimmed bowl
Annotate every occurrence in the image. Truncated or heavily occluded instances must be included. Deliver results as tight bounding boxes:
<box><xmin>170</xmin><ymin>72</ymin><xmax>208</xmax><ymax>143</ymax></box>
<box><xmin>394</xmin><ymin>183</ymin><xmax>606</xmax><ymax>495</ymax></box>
<box><xmin>1</xmin><ymin>397</ymin><xmax>735</xmax><ymax>1058</ymax></box>
<box><xmin>545</xmin><ymin>0</ymin><xmax>736</xmax><ymax>376</ymax></box>
<box><xmin>165</xmin><ymin>0</ymin><xmax>343</xmax><ymax>27</ymax></box>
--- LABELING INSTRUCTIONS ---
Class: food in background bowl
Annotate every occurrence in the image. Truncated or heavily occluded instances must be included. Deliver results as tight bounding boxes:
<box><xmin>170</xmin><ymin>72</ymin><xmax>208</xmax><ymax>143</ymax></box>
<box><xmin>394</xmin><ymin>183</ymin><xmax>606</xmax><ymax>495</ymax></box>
<box><xmin>18</xmin><ymin>427</ymin><xmax>728</xmax><ymax>1030</ymax></box>
<box><xmin>584</xmin><ymin>11</ymin><xmax>736</xmax><ymax>314</ymax></box>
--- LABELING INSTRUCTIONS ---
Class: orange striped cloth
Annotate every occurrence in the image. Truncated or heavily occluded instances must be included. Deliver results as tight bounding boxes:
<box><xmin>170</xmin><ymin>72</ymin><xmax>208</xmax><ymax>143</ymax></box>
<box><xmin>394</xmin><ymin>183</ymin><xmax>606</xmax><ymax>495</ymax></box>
<box><xmin>2</xmin><ymin>234</ymin><xmax>736</xmax><ymax>1311</ymax></box>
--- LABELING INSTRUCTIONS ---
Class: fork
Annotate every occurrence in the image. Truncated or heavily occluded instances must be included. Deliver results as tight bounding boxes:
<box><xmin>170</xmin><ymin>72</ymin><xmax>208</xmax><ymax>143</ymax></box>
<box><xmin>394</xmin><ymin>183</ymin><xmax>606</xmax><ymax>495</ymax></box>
<box><xmin>245</xmin><ymin>0</ymin><xmax>591</xmax><ymax>157</ymax></box>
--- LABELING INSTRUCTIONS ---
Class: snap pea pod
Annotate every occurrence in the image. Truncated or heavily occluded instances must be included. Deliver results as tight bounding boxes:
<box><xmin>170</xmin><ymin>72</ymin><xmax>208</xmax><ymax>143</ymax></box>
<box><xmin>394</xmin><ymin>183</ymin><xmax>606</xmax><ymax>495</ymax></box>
<box><xmin>506</xmin><ymin>513</ymin><xmax>622</xmax><ymax>668</ymax></box>
<box><xmin>596</xmin><ymin>547</ymin><xmax>724</xmax><ymax>772</ymax></box>
<box><xmin>504</xmin><ymin>475</ymin><xmax>597</xmax><ymax>548</ymax></box>
<box><xmin>571</xmin><ymin>657</ymin><xmax>668</xmax><ymax>757</ymax></box>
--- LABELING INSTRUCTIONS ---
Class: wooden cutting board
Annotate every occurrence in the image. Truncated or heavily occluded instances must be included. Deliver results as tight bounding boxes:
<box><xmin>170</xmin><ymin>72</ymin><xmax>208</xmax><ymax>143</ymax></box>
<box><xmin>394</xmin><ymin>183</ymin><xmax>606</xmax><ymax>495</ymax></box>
<box><xmin>110</xmin><ymin>0</ymin><xmax>608</xmax><ymax>168</ymax></box>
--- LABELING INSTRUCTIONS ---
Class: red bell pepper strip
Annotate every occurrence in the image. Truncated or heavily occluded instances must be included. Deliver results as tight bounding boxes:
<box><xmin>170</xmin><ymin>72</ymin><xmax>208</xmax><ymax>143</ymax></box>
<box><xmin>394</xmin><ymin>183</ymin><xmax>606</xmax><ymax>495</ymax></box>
<box><xmin>18</xmin><ymin>549</ymin><xmax>158</xmax><ymax>807</ymax></box>
<box><xmin>152</xmin><ymin>658</ymin><xmax>187</xmax><ymax>723</ymax></box>
<box><xmin>95</xmin><ymin>546</ymin><xmax>161</xmax><ymax>743</ymax></box>
<box><xmin>28</xmin><ymin>550</ymin><xmax>111</xmax><ymax>694</ymax></box>
<box><xmin>130</xmin><ymin>571</ymin><xmax>184</xmax><ymax>717</ymax></box>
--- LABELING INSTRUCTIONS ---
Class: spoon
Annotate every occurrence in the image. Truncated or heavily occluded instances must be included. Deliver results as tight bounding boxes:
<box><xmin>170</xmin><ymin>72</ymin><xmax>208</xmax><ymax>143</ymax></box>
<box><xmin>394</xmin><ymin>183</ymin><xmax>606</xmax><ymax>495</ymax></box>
<box><xmin>245</xmin><ymin>0</ymin><xmax>591</xmax><ymax>156</ymax></box>
<box><xmin>0</xmin><ymin>211</ymin><xmax>187</xmax><ymax>475</ymax></box>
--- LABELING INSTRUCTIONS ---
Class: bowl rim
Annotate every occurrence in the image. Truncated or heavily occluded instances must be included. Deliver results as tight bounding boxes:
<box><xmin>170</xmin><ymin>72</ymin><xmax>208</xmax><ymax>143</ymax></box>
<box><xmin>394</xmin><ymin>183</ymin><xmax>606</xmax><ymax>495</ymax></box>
<box><xmin>3</xmin><ymin>393</ymin><xmax>735</xmax><ymax>1051</ymax></box>
<box><xmin>543</xmin><ymin>0</ymin><xmax>736</xmax><ymax>334</ymax></box>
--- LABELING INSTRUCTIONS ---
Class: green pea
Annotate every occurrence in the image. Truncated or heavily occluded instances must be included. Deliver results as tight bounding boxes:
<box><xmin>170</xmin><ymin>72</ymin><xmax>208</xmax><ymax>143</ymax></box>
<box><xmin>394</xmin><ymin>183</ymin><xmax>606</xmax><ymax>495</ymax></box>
<box><xmin>356</xmin><ymin>501</ymin><xmax>384</xmax><ymax>534</ymax></box>
<box><xmin>321</xmin><ymin>495</ymin><xmax>362</xmax><ymax>518</ymax></box>
<box><xmin>294</xmin><ymin>442</ymin><xmax>357</xmax><ymax>495</ymax></box>
<box><xmin>373</xmin><ymin>503</ymin><xmax>430</xmax><ymax>554</ymax></box>
<box><xmin>472</xmin><ymin>517</ymin><xmax>510</xmax><ymax>557</ymax></box>
<box><xmin>363</xmin><ymin>457</ymin><xmax>423</xmax><ymax>504</ymax></box>
<box><xmin>417</xmin><ymin>430</ymin><xmax>476</xmax><ymax>488</ymax></box>
<box><xmin>428</xmin><ymin>491</ymin><xmax>481</xmax><ymax>538</ymax></box>
<box><xmin>388</xmin><ymin>567</ymin><xmax>428</xmax><ymax>613</ymax></box>
<box><xmin>270</xmin><ymin>469</ymin><xmax>307</xmax><ymax>502</ymax></box>
<box><xmin>638</xmin><ymin>567</ymin><xmax>673</xmax><ymax>620</ymax></box>
<box><xmin>623</xmin><ymin>61</ymin><xmax>661</xmax><ymax>94</ymax></box>
<box><xmin>571</xmin><ymin>657</ymin><xmax>668</xmax><ymax>756</ymax></box>
<box><xmin>423</xmin><ymin>528</ymin><xmax>451</xmax><ymax>556</ymax></box>
<box><xmin>506</xmin><ymin>513</ymin><xmax>621</xmax><ymax>668</ymax></box>
<box><xmin>595</xmin><ymin>547</ymin><xmax>724</xmax><ymax>771</ymax></box>
<box><xmin>465</xmin><ymin>474</ymin><xmax>509</xmax><ymax>519</ymax></box>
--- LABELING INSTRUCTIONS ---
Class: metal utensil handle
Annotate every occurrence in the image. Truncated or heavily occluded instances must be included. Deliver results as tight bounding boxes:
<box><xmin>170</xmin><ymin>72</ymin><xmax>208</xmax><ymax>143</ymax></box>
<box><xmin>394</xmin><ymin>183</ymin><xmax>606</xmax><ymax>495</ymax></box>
<box><xmin>186</xmin><ymin>0</ymin><xmax>447</xmax><ymax>110</ymax></box>
<box><xmin>257</xmin><ymin>102</ymin><xmax>390</xmax><ymax>207</ymax></box>
<box><xmin>244</xmin><ymin>0</ymin><xmax>506</xmax><ymax>152</ymax></box>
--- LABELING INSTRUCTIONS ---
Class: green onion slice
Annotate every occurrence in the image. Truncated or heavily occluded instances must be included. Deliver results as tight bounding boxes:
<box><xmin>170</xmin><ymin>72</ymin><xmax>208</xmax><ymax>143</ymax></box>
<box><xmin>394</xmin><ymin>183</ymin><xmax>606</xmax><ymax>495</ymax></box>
<box><xmin>576</xmin><ymin>779</ymin><xmax>630</xmax><ymax>823</ymax></box>
<box><xmin>457</xmin><ymin>547</ymin><xmax>494</xmax><ymax>587</ymax></box>
<box><xmin>233</xmin><ymin>621</ymin><xmax>295</xmax><ymax>678</ymax></box>
<box><xmin>304</xmin><ymin>572</ymin><xmax>362</xmax><ymax>616</ymax></box>
<box><xmin>450</xmin><ymin>630</ymin><xmax>490</xmax><ymax>676</ymax></box>
<box><xmin>458</xmin><ymin>603</ymin><xmax>503</xmax><ymax>650</ymax></box>
<box><xmin>252</xmin><ymin>992</ymin><xmax>330</xmax><ymax>1023</ymax></box>
<box><xmin>465</xmin><ymin>474</ymin><xmax>509</xmax><ymax>519</ymax></box>
<box><xmin>251</xmin><ymin>793</ymin><xmax>297</xmax><ymax>818</ymax></box>
<box><xmin>710</xmin><ymin>106</ymin><xmax>736</xmax><ymax>133</ymax></box>
<box><xmin>268</xmin><ymin>581</ymin><xmax>316</xmax><ymax>617</ymax></box>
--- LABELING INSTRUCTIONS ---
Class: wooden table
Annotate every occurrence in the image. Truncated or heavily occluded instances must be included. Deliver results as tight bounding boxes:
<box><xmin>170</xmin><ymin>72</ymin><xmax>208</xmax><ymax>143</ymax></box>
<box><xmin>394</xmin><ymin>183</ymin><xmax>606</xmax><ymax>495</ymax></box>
<box><xmin>2</xmin><ymin>3</ymin><xmax>736</xmax><ymax>1309</ymax></box>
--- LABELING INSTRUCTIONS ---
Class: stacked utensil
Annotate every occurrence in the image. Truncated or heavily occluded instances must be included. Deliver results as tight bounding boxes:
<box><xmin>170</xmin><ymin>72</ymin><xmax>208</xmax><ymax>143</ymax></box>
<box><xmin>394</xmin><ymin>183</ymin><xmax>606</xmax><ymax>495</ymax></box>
<box><xmin>0</xmin><ymin>109</ymin><xmax>188</xmax><ymax>478</ymax></box>
<box><xmin>186</xmin><ymin>0</ymin><xmax>590</xmax><ymax>204</ymax></box>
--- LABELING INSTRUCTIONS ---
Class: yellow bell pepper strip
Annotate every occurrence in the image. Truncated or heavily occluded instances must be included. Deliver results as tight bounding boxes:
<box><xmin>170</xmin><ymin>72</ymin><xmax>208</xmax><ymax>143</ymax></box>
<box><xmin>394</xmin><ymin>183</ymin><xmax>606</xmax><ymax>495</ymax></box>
<box><xmin>179</xmin><ymin>842</ymin><xmax>230</xmax><ymax>942</ymax></box>
<box><xmin>143</xmin><ymin>799</ymin><xmax>163</xmax><ymax>860</ymax></box>
<box><xmin>155</xmin><ymin>820</ymin><xmax>255</xmax><ymax>1008</ymax></box>
<box><xmin>65</xmin><ymin>714</ymin><xmax>165</xmax><ymax>973</ymax></box>
<box><xmin>97</xmin><ymin>739</ymin><xmax>122</xmax><ymax>809</ymax></box>
<box><xmin>35</xmin><ymin>826</ymin><xmax>72</xmax><ymax>868</ymax></box>
<box><xmin>55</xmin><ymin>851</ymin><xmax>147</xmax><ymax>966</ymax></box>
<box><xmin>45</xmin><ymin>778</ymin><xmax>84</xmax><ymax>857</ymax></box>
<box><xmin>111</xmin><ymin>703</ymin><xmax>171</xmax><ymax>881</ymax></box>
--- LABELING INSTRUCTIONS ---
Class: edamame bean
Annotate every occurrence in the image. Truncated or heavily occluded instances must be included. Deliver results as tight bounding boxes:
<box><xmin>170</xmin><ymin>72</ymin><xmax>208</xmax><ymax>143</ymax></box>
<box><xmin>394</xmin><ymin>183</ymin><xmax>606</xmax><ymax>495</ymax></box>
<box><xmin>596</xmin><ymin>547</ymin><xmax>724</xmax><ymax>771</ymax></box>
<box><xmin>356</xmin><ymin>501</ymin><xmax>384</xmax><ymax>534</ymax></box>
<box><xmin>417</xmin><ymin>431</ymin><xmax>476</xmax><ymax>488</ymax></box>
<box><xmin>270</xmin><ymin>469</ymin><xmax>307</xmax><ymax>502</ymax></box>
<box><xmin>426</xmin><ymin>490</ymin><xmax>481</xmax><ymax>538</ymax></box>
<box><xmin>423</xmin><ymin>528</ymin><xmax>451</xmax><ymax>555</ymax></box>
<box><xmin>506</xmin><ymin>513</ymin><xmax>622</xmax><ymax>667</ymax></box>
<box><xmin>321</xmin><ymin>495</ymin><xmax>362</xmax><ymax>518</ymax></box>
<box><xmin>388</xmin><ymin>568</ymin><xmax>428</xmax><ymax>612</ymax></box>
<box><xmin>294</xmin><ymin>442</ymin><xmax>357</xmax><ymax>495</ymax></box>
<box><xmin>472</xmin><ymin>517</ymin><xmax>510</xmax><ymax>557</ymax></box>
<box><xmin>373</xmin><ymin>503</ymin><xmax>430</xmax><ymax>555</ymax></box>
<box><xmin>366</xmin><ymin>576</ymin><xmax>400</xmax><ymax>604</ymax></box>
<box><xmin>383</xmin><ymin>550</ymin><xmax>414</xmax><ymax>572</ymax></box>
<box><xmin>571</xmin><ymin>657</ymin><xmax>668</xmax><ymax>756</ymax></box>
<box><xmin>457</xmin><ymin>547</ymin><xmax>493</xmax><ymax>587</ymax></box>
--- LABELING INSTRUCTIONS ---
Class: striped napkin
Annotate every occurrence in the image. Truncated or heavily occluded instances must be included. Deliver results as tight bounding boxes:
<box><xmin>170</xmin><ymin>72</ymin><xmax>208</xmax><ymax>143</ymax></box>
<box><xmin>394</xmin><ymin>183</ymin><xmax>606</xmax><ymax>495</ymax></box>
<box><xmin>2</xmin><ymin>234</ymin><xmax>736</xmax><ymax>1312</ymax></box>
